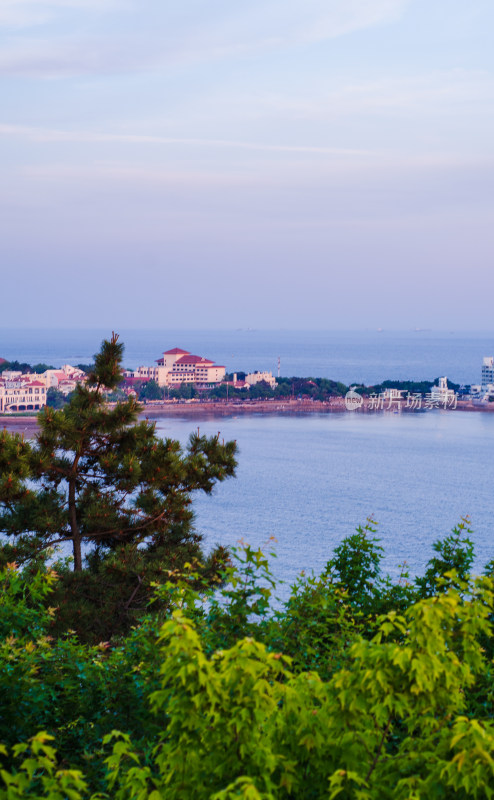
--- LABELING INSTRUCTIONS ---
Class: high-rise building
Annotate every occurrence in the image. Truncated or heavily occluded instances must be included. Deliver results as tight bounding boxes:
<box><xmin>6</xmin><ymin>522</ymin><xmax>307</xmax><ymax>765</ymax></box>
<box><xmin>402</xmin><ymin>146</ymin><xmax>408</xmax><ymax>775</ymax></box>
<box><xmin>481</xmin><ymin>357</ymin><xmax>494</xmax><ymax>388</ymax></box>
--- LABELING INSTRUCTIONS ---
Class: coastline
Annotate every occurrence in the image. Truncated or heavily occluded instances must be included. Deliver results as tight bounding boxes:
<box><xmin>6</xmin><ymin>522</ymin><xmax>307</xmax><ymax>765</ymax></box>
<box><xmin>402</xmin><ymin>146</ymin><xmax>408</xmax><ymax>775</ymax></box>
<box><xmin>2</xmin><ymin>398</ymin><xmax>494</xmax><ymax>434</ymax></box>
<box><xmin>141</xmin><ymin>397</ymin><xmax>494</xmax><ymax>419</ymax></box>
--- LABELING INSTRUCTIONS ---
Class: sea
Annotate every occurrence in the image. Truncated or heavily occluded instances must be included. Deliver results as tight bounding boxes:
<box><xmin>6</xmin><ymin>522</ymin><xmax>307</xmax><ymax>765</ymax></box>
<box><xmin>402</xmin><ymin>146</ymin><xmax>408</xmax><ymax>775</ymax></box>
<box><xmin>2</xmin><ymin>328</ymin><xmax>494</xmax><ymax>590</ymax></box>
<box><xmin>2</xmin><ymin>327</ymin><xmax>494</xmax><ymax>386</ymax></box>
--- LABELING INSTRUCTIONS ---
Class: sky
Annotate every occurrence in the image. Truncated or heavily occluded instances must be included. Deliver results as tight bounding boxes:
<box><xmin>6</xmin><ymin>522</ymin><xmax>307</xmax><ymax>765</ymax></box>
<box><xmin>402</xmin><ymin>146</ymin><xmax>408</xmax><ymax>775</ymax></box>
<box><xmin>1</xmin><ymin>0</ymin><xmax>493</xmax><ymax>330</ymax></box>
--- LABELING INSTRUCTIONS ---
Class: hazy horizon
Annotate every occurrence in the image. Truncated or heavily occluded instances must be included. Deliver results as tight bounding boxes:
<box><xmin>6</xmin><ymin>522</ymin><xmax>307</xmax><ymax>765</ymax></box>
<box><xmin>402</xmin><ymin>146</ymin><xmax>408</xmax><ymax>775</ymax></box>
<box><xmin>2</xmin><ymin>326</ymin><xmax>494</xmax><ymax>333</ymax></box>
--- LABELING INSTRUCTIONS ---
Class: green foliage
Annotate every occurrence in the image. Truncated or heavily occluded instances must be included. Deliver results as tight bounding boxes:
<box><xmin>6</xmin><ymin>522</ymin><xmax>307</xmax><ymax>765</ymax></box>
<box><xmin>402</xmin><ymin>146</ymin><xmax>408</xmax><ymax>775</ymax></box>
<box><xmin>225</xmin><ymin>371</ymin><xmax>246</xmax><ymax>382</ymax></box>
<box><xmin>269</xmin><ymin>572</ymin><xmax>358</xmax><ymax>678</ymax></box>
<box><xmin>204</xmin><ymin>377</ymin><xmax>349</xmax><ymax>402</ymax></box>
<box><xmin>0</xmin><ymin>563</ymin><xmax>57</xmax><ymax>640</ymax></box>
<box><xmin>0</xmin><ymin>732</ymin><xmax>90</xmax><ymax>799</ymax></box>
<box><xmin>326</xmin><ymin>518</ymin><xmax>383</xmax><ymax>605</ymax></box>
<box><xmin>171</xmin><ymin>382</ymin><xmax>198</xmax><ymax>400</ymax></box>
<box><xmin>45</xmin><ymin>388</ymin><xmax>69</xmax><ymax>409</ymax></box>
<box><xmin>0</xmin><ymin>334</ymin><xmax>237</xmax><ymax>641</ymax></box>
<box><xmin>415</xmin><ymin>518</ymin><xmax>475</xmax><ymax>597</ymax></box>
<box><xmin>104</xmin><ymin>388</ymin><xmax>128</xmax><ymax>402</ymax></box>
<box><xmin>274</xmin><ymin>377</ymin><xmax>349</xmax><ymax>400</ymax></box>
<box><xmin>363</xmin><ymin>379</ymin><xmax>434</xmax><ymax>396</ymax></box>
<box><xmin>248</xmin><ymin>381</ymin><xmax>274</xmax><ymax>399</ymax></box>
<box><xmin>0</xmin><ymin>360</ymin><xmax>32</xmax><ymax>374</ymax></box>
<box><xmin>93</xmin><ymin>576</ymin><xmax>494</xmax><ymax>798</ymax></box>
<box><xmin>273</xmin><ymin>382</ymin><xmax>291</xmax><ymax>398</ymax></box>
<box><xmin>31</xmin><ymin>364</ymin><xmax>55</xmax><ymax>374</ymax></box>
<box><xmin>8</xmin><ymin>576</ymin><xmax>493</xmax><ymax>800</ymax></box>
<box><xmin>0</xmin><ymin>564</ymin><xmax>166</xmax><ymax>787</ymax></box>
<box><xmin>0</xmin><ymin>360</ymin><xmax>54</xmax><ymax>375</ymax></box>
<box><xmin>362</xmin><ymin>378</ymin><xmax>461</xmax><ymax>397</ymax></box>
<box><xmin>206</xmin><ymin>383</ymin><xmax>231</xmax><ymax>399</ymax></box>
<box><xmin>138</xmin><ymin>380</ymin><xmax>164</xmax><ymax>401</ymax></box>
<box><xmin>200</xmin><ymin>543</ymin><xmax>278</xmax><ymax>653</ymax></box>
<box><xmin>1</xmin><ymin>524</ymin><xmax>494</xmax><ymax>799</ymax></box>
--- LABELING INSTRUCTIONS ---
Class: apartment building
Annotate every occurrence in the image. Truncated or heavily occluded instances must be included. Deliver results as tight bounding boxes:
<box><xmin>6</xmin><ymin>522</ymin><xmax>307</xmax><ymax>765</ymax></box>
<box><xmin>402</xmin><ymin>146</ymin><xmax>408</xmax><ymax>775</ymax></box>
<box><xmin>0</xmin><ymin>378</ymin><xmax>47</xmax><ymax>412</ymax></box>
<box><xmin>482</xmin><ymin>357</ymin><xmax>494</xmax><ymax>388</ymax></box>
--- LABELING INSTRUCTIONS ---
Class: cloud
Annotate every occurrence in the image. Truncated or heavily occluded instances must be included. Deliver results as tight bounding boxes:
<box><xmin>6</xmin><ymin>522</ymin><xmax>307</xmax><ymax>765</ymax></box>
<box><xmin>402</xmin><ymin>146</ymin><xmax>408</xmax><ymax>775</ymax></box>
<box><xmin>0</xmin><ymin>37</ymin><xmax>135</xmax><ymax>77</ymax></box>
<box><xmin>0</xmin><ymin>0</ymin><xmax>122</xmax><ymax>28</ymax></box>
<box><xmin>0</xmin><ymin>121</ymin><xmax>370</xmax><ymax>156</ymax></box>
<box><xmin>250</xmin><ymin>69</ymin><xmax>494</xmax><ymax>122</ymax></box>
<box><xmin>4</xmin><ymin>123</ymin><xmax>492</xmax><ymax>205</ymax></box>
<box><xmin>2</xmin><ymin>122</ymin><xmax>492</xmax><ymax>187</ymax></box>
<box><xmin>0</xmin><ymin>0</ymin><xmax>408</xmax><ymax>76</ymax></box>
<box><xmin>235</xmin><ymin>0</ymin><xmax>408</xmax><ymax>47</ymax></box>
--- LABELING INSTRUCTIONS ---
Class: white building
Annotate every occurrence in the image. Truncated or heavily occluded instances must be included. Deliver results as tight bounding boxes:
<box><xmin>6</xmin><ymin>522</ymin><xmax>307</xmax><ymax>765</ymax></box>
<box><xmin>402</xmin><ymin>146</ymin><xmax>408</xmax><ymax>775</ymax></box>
<box><xmin>41</xmin><ymin>366</ymin><xmax>86</xmax><ymax>390</ymax></box>
<box><xmin>430</xmin><ymin>377</ymin><xmax>456</xmax><ymax>404</ymax></box>
<box><xmin>245</xmin><ymin>371</ymin><xmax>277</xmax><ymax>390</ymax></box>
<box><xmin>482</xmin><ymin>357</ymin><xmax>494</xmax><ymax>388</ymax></box>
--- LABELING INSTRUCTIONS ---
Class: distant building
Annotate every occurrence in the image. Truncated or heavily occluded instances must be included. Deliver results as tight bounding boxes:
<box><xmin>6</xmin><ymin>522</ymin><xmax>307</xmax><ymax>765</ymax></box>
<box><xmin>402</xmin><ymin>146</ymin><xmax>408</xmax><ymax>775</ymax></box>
<box><xmin>0</xmin><ymin>378</ymin><xmax>47</xmax><ymax>412</ymax></box>
<box><xmin>41</xmin><ymin>366</ymin><xmax>86</xmax><ymax>391</ymax></box>
<box><xmin>126</xmin><ymin>348</ymin><xmax>226</xmax><ymax>387</ymax></box>
<box><xmin>245</xmin><ymin>371</ymin><xmax>277</xmax><ymax>390</ymax></box>
<box><xmin>0</xmin><ymin>363</ymin><xmax>86</xmax><ymax>412</ymax></box>
<box><xmin>1</xmin><ymin>371</ymin><xmax>23</xmax><ymax>381</ymax></box>
<box><xmin>482</xmin><ymin>357</ymin><xmax>494</xmax><ymax>388</ymax></box>
<box><xmin>230</xmin><ymin>374</ymin><xmax>248</xmax><ymax>389</ymax></box>
<box><xmin>430</xmin><ymin>377</ymin><xmax>456</xmax><ymax>404</ymax></box>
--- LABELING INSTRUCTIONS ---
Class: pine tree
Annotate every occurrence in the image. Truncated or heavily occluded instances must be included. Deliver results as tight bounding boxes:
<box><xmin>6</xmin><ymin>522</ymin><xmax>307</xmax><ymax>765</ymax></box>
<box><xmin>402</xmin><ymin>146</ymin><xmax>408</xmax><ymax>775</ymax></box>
<box><xmin>0</xmin><ymin>334</ymin><xmax>237</xmax><ymax>639</ymax></box>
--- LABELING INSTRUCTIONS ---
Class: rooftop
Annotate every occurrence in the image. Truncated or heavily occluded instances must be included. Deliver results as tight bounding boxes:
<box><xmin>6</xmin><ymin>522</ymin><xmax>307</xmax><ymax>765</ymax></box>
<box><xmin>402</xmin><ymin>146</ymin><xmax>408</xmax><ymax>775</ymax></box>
<box><xmin>163</xmin><ymin>347</ymin><xmax>190</xmax><ymax>355</ymax></box>
<box><xmin>175</xmin><ymin>354</ymin><xmax>214</xmax><ymax>365</ymax></box>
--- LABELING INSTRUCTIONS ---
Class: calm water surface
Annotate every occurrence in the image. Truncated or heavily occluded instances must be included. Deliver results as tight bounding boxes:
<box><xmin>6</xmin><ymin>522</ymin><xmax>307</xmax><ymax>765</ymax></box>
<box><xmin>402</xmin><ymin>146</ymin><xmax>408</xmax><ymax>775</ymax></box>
<box><xmin>154</xmin><ymin>411</ymin><xmax>494</xmax><ymax>591</ymax></box>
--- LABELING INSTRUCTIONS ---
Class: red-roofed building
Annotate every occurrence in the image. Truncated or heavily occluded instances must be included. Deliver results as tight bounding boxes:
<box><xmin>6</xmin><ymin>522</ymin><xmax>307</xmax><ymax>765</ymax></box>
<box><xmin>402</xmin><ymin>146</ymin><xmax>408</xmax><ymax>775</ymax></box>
<box><xmin>0</xmin><ymin>377</ymin><xmax>47</xmax><ymax>412</ymax></box>
<box><xmin>156</xmin><ymin>348</ymin><xmax>190</xmax><ymax>368</ymax></box>
<box><xmin>161</xmin><ymin>348</ymin><xmax>190</xmax><ymax>357</ymax></box>
<box><xmin>133</xmin><ymin>347</ymin><xmax>226</xmax><ymax>387</ymax></box>
<box><xmin>176</xmin><ymin>355</ymin><xmax>210</xmax><ymax>364</ymax></box>
<box><xmin>0</xmin><ymin>362</ymin><xmax>87</xmax><ymax>411</ymax></box>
